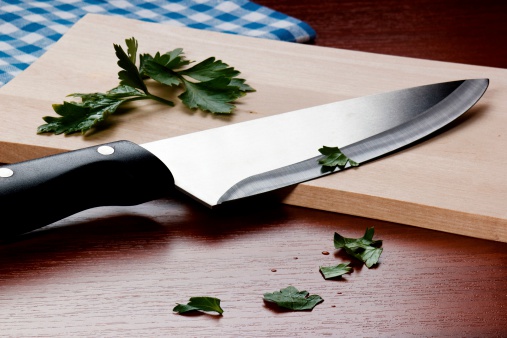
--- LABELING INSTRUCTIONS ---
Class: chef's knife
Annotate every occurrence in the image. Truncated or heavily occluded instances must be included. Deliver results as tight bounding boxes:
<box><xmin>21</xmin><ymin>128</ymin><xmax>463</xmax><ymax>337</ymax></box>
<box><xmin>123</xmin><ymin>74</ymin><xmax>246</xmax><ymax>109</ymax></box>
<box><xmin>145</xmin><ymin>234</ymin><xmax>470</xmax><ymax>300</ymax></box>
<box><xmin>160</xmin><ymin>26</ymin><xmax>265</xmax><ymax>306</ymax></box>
<box><xmin>0</xmin><ymin>79</ymin><xmax>488</xmax><ymax>238</ymax></box>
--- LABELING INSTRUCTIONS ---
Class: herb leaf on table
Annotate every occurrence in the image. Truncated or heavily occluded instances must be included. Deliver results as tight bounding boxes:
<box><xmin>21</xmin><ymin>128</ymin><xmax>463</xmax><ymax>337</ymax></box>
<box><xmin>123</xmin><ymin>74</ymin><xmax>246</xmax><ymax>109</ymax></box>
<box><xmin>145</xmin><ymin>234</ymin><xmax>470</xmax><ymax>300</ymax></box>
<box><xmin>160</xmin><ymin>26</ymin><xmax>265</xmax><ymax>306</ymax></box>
<box><xmin>334</xmin><ymin>227</ymin><xmax>383</xmax><ymax>268</ymax></box>
<box><xmin>173</xmin><ymin>296</ymin><xmax>224</xmax><ymax>315</ymax></box>
<box><xmin>319</xmin><ymin>262</ymin><xmax>353</xmax><ymax>279</ymax></box>
<box><xmin>263</xmin><ymin>286</ymin><xmax>323</xmax><ymax>311</ymax></box>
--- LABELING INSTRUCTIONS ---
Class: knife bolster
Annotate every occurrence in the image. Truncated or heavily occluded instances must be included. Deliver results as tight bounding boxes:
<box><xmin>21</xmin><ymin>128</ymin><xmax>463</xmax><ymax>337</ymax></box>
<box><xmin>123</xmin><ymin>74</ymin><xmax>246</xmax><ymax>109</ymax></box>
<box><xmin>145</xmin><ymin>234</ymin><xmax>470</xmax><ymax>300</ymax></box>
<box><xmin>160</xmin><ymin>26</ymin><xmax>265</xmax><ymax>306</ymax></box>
<box><xmin>0</xmin><ymin>140</ymin><xmax>174</xmax><ymax>238</ymax></box>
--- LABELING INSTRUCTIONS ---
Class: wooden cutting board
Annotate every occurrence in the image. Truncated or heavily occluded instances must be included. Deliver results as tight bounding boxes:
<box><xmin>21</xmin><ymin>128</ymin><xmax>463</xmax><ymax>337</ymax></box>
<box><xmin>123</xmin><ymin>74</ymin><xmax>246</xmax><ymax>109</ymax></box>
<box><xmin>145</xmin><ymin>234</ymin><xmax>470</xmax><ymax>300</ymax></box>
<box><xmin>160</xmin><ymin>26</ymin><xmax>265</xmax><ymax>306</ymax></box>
<box><xmin>1</xmin><ymin>14</ymin><xmax>506</xmax><ymax>242</ymax></box>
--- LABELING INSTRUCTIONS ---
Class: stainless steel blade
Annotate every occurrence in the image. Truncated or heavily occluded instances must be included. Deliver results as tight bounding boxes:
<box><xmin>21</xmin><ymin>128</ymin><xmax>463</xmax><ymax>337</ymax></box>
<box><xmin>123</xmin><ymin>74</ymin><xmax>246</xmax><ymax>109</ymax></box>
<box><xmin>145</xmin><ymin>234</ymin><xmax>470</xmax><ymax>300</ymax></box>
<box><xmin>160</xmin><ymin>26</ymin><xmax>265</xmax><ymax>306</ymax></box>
<box><xmin>219</xmin><ymin>79</ymin><xmax>489</xmax><ymax>203</ymax></box>
<box><xmin>141</xmin><ymin>79</ymin><xmax>488</xmax><ymax>207</ymax></box>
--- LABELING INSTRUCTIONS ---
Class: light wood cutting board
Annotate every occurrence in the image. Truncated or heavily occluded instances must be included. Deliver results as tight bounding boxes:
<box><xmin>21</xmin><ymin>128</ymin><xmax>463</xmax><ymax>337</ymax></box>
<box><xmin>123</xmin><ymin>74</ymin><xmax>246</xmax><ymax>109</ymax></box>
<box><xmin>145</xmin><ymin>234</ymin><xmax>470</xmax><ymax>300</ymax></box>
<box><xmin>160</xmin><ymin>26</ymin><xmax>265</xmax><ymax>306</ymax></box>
<box><xmin>1</xmin><ymin>14</ymin><xmax>506</xmax><ymax>242</ymax></box>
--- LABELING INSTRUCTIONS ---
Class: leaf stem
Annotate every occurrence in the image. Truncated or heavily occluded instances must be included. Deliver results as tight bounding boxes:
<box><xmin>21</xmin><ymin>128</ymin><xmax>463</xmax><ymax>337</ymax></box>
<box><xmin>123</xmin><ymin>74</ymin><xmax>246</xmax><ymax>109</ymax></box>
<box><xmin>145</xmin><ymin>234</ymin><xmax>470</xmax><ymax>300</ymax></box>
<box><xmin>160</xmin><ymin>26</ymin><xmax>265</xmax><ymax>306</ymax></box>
<box><xmin>147</xmin><ymin>94</ymin><xmax>175</xmax><ymax>106</ymax></box>
<box><xmin>124</xmin><ymin>94</ymin><xmax>174</xmax><ymax>106</ymax></box>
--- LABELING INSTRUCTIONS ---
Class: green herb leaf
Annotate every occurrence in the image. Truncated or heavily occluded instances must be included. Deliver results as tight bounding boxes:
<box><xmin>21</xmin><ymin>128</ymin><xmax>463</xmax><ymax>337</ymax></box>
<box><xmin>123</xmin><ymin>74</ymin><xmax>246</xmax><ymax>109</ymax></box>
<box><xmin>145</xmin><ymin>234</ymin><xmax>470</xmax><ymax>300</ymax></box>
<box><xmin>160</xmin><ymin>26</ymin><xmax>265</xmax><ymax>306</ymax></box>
<box><xmin>180</xmin><ymin>57</ymin><xmax>240</xmax><ymax>82</ymax></box>
<box><xmin>263</xmin><ymin>286</ymin><xmax>324</xmax><ymax>311</ymax></box>
<box><xmin>125</xmin><ymin>37</ymin><xmax>138</xmax><ymax>65</ymax></box>
<box><xmin>229</xmin><ymin>78</ymin><xmax>256</xmax><ymax>92</ymax></box>
<box><xmin>138</xmin><ymin>53</ymin><xmax>153</xmax><ymax>76</ymax></box>
<box><xmin>318</xmin><ymin>146</ymin><xmax>359</xmax><ymax>168</ymax></box>
<box><xmin>73</xmin><ymin>84</ymin><xmax>144</xmax><ymax>100</ymax></box>
<box><xmin>37</xmin><ymin>85</ymin><xmax>162</xmax><ymax>135</ymax></box>
<box><xmin>40</xmin><ymin>37</ymin><xmax>254</xmax><ymax>135</ymax></box>
<box><xmin>173</xmin><ymin>297</ymin><xmax>224</xmax><ymax>315</ymax></box>
<box><xmin>159</xmin><ymin>48</ymin><xmax>191</xmax><ymax>69</ymax></box>
<box><xmin>175</xmin><ymin>57</ymin><xmax>254</xmax><ymax>113</ymax></box>
<box><xmin>38</xmin><ymin>95</ymin><xmax>122</xmax><ymax>135</ymax></box>
<box><xmin>334</xmin><ymin>227</ymin><xmax>383</xmax><ymax>268</ymax></box>
<box><xmin>319</xmin><ymin>263</ymin><xmax>353</xmax><ymax>279</ymax></box>
<box><xmin>179</xmin><ymin>77</ymin><xmax>244</xmax><ymax>113</ymax></box>
<box><xmin>114</xmin><ymin>39</ymin><xmax>147</xmax><ymax>93</ymax></box>
<box><xmin>142</xmin><ymin>58</ymin><xmax>180</xmax><ymax>87</ymax></box>
<box><xmin>142</xmin><ymin>49</ymin><xmax>191</xmax><ymax>86</ymax></box>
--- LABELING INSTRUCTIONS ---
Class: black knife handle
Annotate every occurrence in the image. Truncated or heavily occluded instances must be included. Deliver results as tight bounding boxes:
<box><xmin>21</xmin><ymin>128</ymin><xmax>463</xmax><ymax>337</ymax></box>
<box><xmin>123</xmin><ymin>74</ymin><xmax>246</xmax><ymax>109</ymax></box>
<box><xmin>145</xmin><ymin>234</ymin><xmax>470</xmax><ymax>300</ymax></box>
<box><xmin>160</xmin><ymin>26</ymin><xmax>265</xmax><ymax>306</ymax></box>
<box><xmin>0</xmin><ymin>140</ymin><xmax>174</xmax><ymax>238</ymax></box>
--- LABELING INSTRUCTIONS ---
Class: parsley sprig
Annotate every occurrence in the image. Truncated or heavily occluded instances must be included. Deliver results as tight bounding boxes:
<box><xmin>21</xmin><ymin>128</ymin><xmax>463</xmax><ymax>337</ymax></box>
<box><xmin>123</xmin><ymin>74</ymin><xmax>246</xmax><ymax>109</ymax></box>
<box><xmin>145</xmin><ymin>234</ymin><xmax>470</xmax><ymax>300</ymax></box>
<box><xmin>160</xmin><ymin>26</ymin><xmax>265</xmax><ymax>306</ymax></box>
<box><xmin>38</xmin><ymin>37</ymin><xmax>255</xmax><ymax>135</ymax></box>
<box><xmin>334</xmin><ymin>227</ymin><xmax>383</xmax><ymax>268</ymax></box>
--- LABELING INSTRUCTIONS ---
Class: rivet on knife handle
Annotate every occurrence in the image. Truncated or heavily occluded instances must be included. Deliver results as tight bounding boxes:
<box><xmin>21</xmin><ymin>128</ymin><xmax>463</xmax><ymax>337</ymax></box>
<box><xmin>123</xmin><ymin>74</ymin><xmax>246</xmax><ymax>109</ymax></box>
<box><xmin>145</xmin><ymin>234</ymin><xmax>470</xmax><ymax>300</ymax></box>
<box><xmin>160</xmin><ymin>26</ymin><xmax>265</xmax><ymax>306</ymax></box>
<box><xmin>0</xmin><ymin>140</ymin><xmax>174</xmax><ymax>238</ymax></box>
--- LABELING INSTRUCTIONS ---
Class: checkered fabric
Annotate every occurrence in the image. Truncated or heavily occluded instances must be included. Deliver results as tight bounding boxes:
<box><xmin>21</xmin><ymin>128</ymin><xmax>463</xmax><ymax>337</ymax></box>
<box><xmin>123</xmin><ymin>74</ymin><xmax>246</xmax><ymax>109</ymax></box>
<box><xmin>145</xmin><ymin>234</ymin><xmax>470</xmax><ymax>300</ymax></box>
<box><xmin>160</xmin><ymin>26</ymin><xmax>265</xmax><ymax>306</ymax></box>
<box><xmin>0</xmin><ymin>0</ymin><xmax>316</xmax><ymax>87</ymax></box>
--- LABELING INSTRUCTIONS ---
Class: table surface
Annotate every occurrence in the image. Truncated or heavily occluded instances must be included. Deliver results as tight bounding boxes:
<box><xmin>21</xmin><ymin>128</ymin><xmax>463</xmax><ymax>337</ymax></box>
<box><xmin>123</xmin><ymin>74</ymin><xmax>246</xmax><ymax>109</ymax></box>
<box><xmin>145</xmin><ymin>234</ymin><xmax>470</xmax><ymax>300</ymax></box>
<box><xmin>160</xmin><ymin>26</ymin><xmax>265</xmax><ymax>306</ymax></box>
<box><xmin>1</xmin><ymin>1</ymin><xmax>507</xmax><ymax>336</ymax></box>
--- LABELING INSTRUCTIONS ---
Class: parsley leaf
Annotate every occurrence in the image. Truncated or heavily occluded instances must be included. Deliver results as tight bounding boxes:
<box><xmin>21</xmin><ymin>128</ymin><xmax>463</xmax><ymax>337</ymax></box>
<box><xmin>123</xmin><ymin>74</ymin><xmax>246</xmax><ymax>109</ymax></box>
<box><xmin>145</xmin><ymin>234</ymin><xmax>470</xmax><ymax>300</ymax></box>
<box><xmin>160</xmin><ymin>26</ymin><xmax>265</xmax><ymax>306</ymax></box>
<box><xmin>334</xmin><ymin>227</ymin><xmax>383</xmax><ymax>268</ymax></box>
<box><xmin>173</xmin><ymin>296</ymin><xmax>224</xmax><ymax>315</ymax></box>
<box><xmin>114</xmin><ymin>38</ymin><xmax>147</xmax><ymax>93</ymax></box>
<box><xmin>263</xmin><ymin>286</ymin><xmax>324</xmax><ymax>311</ymax></box>
<box><xmin>229</xmin><ymin>77</ymin><xmax>255</xmax><ymax>92</ymax></box>
<box><xmin>179</xmin><ymin>77</ymin><xmax>244</xmax><ymax>113</ymax></box>
<box><xmin>125</xmin><ymin>37</ymin><xmax>138</xmax><ymax>65</ymax></box>
<box><xmin>179</xmin><ymin>57</ymin><xmax>240</xmax><ymax>81</ymax></box>
<box><xmin>141</xmin><ymin>49</ymin><xmax>190</xmax><ymax>86</ymax></box>
<box><xmin>318</xmin><ymin>146</ymin><xmax>359</xmax><ymax>168</ymax></box>
<box><xmin>37</xmin><ymin>85</ymin><xmax>171</xmax><ymax>135</ymax></box>
<box><xmin>38</xmin><ymin>37</ymin><xmax>254</xmax><ymax>135</ymax></box>
<box><xmin>319</xmin><ymin>263</ymin><xmax>353</xmax><ymax>279</ymax></box>
<box><xmin>144</xmin><ymin>53</ymin><xmax>254</xmax><ymax>113</ymax></box>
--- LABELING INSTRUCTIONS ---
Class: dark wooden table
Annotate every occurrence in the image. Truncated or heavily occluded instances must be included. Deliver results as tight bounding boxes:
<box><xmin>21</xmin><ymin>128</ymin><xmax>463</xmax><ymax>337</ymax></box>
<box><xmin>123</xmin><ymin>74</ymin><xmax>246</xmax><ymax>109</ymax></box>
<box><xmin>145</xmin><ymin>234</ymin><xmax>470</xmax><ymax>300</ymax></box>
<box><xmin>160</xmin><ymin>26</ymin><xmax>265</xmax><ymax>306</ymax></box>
<box><xmin>1</xmin><ymin>1</ymin><xmax>506</xmax><ymax>336</ymax></box>
<box><xmin>258</xmin><ymin>0</ymin><xmax>507</xmax><ymax>69</ymax></box>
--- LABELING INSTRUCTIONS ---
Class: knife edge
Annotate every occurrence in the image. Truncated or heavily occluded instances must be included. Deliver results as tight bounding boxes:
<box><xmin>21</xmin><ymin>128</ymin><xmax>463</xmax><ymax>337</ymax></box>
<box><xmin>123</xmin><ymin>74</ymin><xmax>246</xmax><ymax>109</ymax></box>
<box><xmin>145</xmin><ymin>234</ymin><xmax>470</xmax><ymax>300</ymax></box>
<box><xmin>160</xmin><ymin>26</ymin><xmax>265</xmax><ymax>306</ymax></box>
<box><xmin>216</xmin><ymin>78</ymin><xmax>489</xmax><ymax>204</ymax></box>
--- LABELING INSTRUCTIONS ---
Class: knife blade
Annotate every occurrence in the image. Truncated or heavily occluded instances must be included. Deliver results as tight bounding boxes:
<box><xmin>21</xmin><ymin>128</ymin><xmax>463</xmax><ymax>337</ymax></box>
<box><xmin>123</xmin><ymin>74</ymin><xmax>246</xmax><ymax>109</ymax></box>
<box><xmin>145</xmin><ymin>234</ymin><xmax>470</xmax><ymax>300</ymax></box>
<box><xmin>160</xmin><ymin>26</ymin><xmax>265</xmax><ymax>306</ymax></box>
<box><xmin>0</xmin><ymin>79</ymin><xmax>488</xmax><ymax>238</ymax></box>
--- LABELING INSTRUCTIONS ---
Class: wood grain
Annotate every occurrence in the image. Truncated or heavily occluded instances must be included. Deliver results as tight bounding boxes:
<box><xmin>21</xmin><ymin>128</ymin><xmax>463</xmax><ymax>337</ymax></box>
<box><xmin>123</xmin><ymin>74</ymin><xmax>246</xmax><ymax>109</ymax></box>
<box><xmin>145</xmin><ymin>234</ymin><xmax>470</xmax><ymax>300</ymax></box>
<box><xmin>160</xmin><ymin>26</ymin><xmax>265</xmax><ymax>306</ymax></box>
<box><xmin>1</xmin><ymin>14</ymin><xmax>506</xmax><ymax>242</ymax></box>
<box><xmin>1</xmin><ymin>196</ymin><xmax>507</xmax><ymax>336</ymax></box>
<box><xmin>1</xmin><ymin>2</ymin><xmax>507</xmax><ymax>336</ymax></box>
<box><xmin>256</xmin><ymin>0</ymin><xmax>507</xmax><ymax>69</ymax></box>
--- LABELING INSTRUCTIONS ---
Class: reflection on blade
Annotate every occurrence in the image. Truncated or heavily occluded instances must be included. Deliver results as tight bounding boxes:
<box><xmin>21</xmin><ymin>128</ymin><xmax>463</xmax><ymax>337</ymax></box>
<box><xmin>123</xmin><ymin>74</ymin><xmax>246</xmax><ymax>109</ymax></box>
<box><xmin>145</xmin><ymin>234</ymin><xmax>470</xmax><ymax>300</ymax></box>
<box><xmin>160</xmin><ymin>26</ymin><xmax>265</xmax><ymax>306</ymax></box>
<box><xmin>218</xmin><ymin>79</ymin><xmax>489</xmax><ymax>204</ymax></box>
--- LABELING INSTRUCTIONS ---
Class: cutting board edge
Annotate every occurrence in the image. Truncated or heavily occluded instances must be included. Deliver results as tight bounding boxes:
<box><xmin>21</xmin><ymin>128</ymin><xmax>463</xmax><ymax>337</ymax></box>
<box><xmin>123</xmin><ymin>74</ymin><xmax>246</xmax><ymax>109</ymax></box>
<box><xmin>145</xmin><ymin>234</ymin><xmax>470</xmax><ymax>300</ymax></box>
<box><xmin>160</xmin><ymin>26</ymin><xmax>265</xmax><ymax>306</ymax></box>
<box><xmin>0</xmin><ymin>141</ymin><xmax>66</xmax><ymax>164</ymax></box>
<box><xmin>280</xmin><ymin>184</ymin><xmax>507</xmax><ymax>243</ymax></box>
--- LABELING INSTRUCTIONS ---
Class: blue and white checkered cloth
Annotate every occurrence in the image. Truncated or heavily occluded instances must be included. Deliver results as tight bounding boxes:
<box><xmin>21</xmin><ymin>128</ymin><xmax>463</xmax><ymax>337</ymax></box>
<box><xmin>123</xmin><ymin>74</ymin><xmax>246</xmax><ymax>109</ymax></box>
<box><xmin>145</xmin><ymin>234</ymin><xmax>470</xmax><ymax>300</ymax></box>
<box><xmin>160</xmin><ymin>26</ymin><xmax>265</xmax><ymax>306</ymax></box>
<box><xmin>0</xmin><ymin>0</ymin><xmax>316</xmax><ymax>87</ymax></box>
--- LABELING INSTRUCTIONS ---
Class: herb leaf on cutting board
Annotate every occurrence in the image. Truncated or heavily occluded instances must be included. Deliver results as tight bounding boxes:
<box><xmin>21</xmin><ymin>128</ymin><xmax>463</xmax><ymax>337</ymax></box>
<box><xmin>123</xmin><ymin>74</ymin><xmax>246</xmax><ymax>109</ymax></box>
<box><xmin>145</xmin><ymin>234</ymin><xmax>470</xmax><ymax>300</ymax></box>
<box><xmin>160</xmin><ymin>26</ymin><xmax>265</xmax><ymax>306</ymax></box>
<box><xmin>38</xmin><ymin>37</ymin><xmax>255</xmax><ymax>135</ymax></box>
<box><xmin>115</xmin><ymin>38</ymin><xmax>148</xmax><ymax>93</ymax></box>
